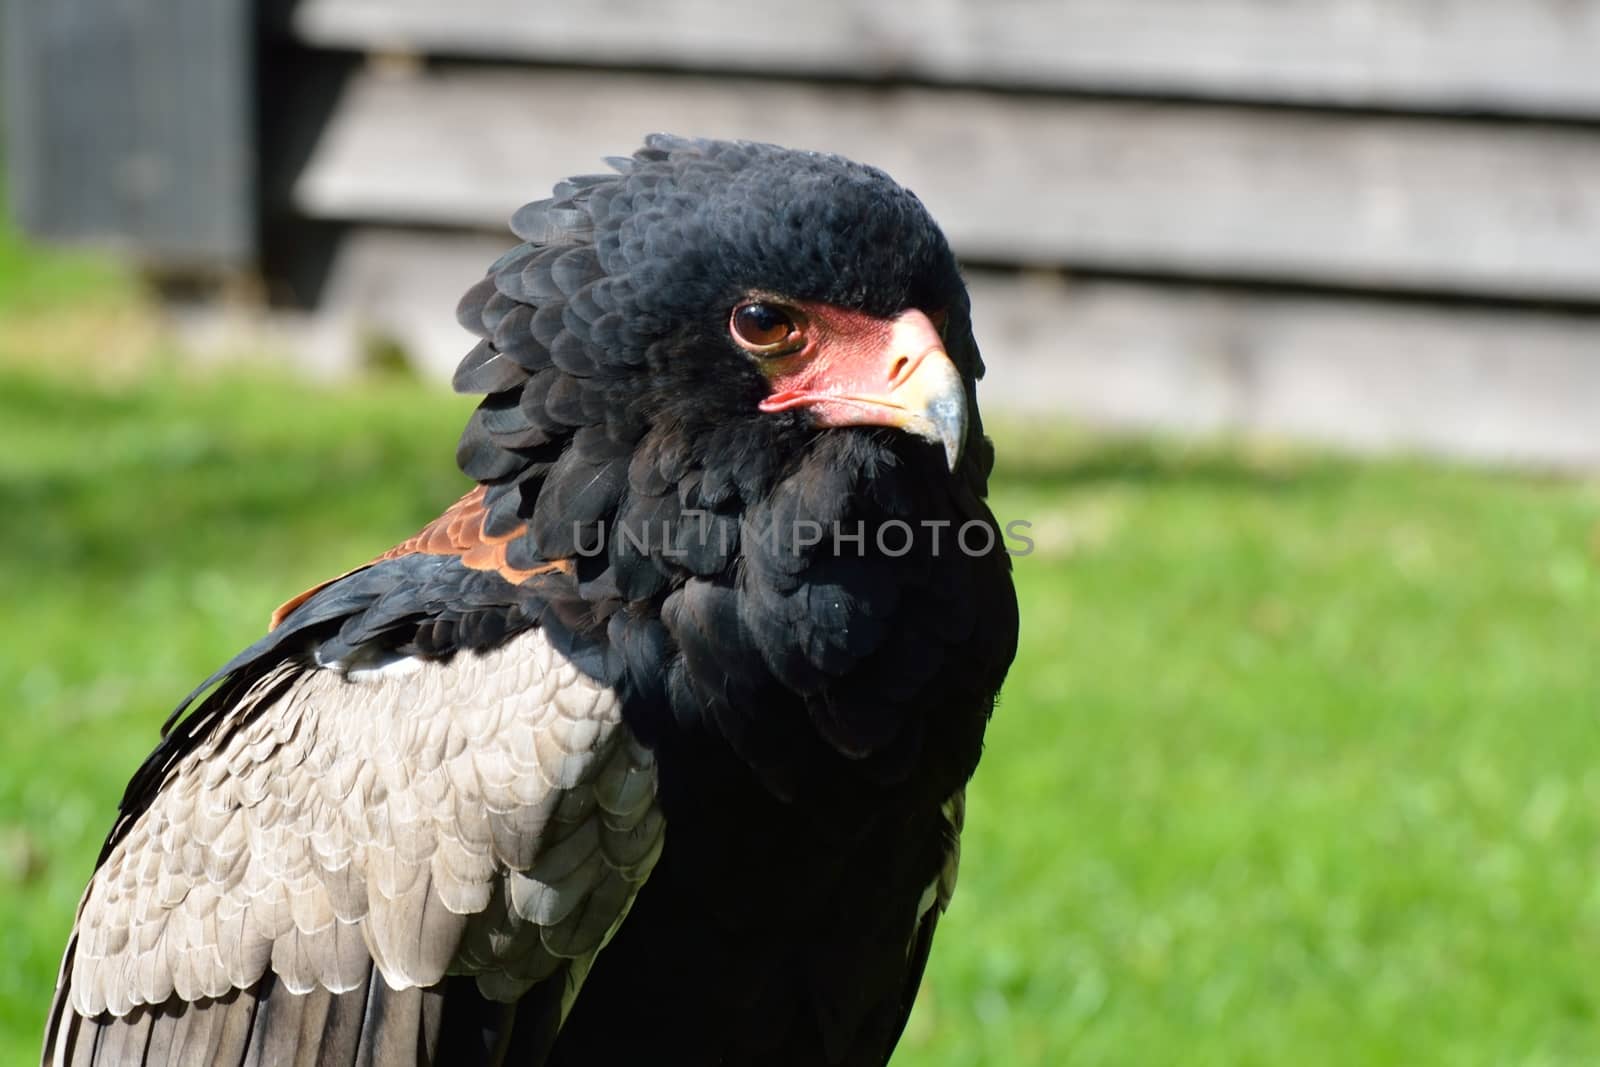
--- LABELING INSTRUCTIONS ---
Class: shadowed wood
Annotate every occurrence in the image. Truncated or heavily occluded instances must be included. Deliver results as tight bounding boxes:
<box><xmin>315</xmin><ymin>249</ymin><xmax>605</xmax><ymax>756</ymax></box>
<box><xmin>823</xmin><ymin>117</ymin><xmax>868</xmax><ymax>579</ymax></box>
<box><xmin>2</xmin><ymin>0</ymin><xmax>254</xmax><ymax>265</ymax></box>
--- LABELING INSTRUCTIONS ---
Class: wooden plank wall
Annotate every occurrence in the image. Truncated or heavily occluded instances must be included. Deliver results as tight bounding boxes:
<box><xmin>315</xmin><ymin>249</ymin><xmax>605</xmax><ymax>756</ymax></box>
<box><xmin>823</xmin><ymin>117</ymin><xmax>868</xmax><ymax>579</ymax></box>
<box><xmin>288</xmin><ymin>0</ymin><xmax>1600</xmax><ymax>115</ymax></box>
<box><xmin>289</xmin><ymin>68</ymin><xmax>1600</xmax><ymax>300</ymax></box>
<box><xmin>263</xmin><ymin>1</ymin><xmax>1600</xmax><ymax>466</ymax></box>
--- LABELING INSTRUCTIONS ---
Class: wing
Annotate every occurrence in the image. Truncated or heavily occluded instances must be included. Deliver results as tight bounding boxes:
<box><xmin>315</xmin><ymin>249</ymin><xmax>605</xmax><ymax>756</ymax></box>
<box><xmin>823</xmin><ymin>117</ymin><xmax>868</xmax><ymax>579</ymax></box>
<box><xmin>885</xmin><ymin>790</ymin><xmax>964</xmax><ymax>1057</ymax></box>
<box><xmin>811</xmin><ymin>789</ymin><xmax>966</xmax><ymax>1067</ymax></box>
<box><xmin>43</xmin><ymin>505</ymin><xmax>664</xmax><ymax>1066</ymax></box>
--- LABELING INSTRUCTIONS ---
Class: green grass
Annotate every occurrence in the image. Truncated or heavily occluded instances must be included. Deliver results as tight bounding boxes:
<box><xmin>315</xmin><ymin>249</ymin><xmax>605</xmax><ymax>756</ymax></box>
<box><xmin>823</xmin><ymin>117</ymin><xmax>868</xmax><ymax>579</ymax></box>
<box><xmin>913</xmin><ymin>443</ymin><xmax>1600</xmax><ymax>1066</ymax></box>
<box><xmin>1</xmin><ymin>228</ymin><xmax>1598</xmax><ymax>1063</ymax></box>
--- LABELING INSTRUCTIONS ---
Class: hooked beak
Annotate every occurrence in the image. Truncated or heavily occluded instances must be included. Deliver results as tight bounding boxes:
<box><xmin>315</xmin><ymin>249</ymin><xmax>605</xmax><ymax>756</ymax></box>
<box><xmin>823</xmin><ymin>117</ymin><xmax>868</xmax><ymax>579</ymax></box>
<box><xmin>757</xmin><ymin>308</ymin><xmax>968</xmax><ymax>471</ymax></box>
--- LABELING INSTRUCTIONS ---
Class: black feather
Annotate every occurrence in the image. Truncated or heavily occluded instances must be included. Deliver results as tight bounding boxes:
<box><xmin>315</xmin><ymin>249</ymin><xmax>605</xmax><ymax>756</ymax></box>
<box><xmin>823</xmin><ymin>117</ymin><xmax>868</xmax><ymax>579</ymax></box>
<box><xmin>491</xmin><ymin>305</ymin><xmax>553</xmax><ymax>372</ymax></box>
<box><xmin>452</xmin><ymin>340</ymin><xmax>529</xmax><ymax>396</ymax></box>
<box><xmin>456</xmin><ymin>409</ymin><xmax>529</xmax><ymax>482</ymax></box>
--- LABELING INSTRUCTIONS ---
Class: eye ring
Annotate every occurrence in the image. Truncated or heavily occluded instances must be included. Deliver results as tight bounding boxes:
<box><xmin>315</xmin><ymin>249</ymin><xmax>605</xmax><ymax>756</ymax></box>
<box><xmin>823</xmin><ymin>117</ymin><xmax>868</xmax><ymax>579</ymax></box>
<box><xmin>730</xmin><ymin>301</ymin><xmax>806</xmax><ymax>355</ymax></box>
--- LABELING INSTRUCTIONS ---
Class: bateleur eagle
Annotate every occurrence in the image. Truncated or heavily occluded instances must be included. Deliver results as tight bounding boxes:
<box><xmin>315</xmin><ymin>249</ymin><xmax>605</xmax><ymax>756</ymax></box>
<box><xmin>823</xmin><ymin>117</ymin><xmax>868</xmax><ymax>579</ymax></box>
<box><xmin>44</xmin><ymin>134</ymin><xmax>1019</xmax><ymax>1066</ymax></box>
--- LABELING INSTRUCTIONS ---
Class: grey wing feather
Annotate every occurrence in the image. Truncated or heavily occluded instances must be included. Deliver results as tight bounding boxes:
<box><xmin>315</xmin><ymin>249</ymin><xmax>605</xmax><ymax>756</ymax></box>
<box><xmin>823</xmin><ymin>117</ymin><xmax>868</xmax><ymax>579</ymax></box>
<box><xmin>48</xmin><ymin>628</ymin><xmax>662</xmax><ymax>1064</ymax></box>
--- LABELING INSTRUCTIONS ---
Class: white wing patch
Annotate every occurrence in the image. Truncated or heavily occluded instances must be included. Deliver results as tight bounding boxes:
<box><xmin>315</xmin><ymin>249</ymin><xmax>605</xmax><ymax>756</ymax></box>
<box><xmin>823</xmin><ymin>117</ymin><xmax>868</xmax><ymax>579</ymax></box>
<box><xmin>67</xmin><ymin>629</ymin><xmax>663</xmax><ymax>1018</ymax></box>
<box><xmin>916</xmin><ymin>790</ymin><xmax>965</xmax><ymax>929</ymax></box>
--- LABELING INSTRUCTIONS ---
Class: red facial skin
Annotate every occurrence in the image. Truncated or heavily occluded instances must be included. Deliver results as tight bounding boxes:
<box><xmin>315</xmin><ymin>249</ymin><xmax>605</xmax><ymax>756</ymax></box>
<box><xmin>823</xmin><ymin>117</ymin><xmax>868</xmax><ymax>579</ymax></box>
<box><xmin>739</xmin><ymin>300</ymin><xmax>968</xmax><ymax>470</ymax></box>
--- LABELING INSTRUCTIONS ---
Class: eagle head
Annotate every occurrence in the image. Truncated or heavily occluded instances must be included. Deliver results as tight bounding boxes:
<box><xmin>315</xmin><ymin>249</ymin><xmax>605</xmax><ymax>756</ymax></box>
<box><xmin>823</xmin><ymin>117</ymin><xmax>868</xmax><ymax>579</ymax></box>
<box><xmin>451</xmin><ymin>134</ymin><xmax>1015</xmax><ymax>801</ymax></box>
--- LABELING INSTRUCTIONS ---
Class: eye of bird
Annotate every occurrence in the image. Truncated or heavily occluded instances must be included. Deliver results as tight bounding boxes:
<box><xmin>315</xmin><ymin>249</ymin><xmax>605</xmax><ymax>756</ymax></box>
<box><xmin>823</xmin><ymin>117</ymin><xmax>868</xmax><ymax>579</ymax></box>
<box><xmin>731</xmin><ymin>301</ymin><xmax>805</xmax><ymax>353</ymax></box>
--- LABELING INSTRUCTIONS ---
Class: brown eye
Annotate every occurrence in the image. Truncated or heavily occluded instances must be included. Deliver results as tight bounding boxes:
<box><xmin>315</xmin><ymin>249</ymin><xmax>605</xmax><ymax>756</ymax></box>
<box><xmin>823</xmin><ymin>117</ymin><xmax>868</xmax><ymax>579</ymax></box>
<box><xmin>731</xmin><ymin>302</ymin><xmax>803</xmax><ymax>353</ymax></box>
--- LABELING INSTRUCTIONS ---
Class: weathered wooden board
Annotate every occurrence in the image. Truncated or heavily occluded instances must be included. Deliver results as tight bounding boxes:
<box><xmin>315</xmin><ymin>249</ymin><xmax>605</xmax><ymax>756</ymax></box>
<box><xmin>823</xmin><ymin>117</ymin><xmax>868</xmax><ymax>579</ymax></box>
<box><xmin>287</xmin><ymin>0</ymin><xmax>1600</xmax><ymax>117</ymax></box>
<box><xmin>1</xmin><ymin>0</ymin><xmax>254</xmax><ymax>265</ymax></box>
<box><xmin>290</xmin><ymin>66</ymin><xmax>1600</xmax><ymax>302</ymax></box>
<box><xmin>970</xmin><ymin>273</ymin><xmax>1600</xmax><ymax>468</ymax></box>
<box><xmin>292</xmin><ymin>228</ymin><xmax>1600</xmax><ymax>469</ymax></box>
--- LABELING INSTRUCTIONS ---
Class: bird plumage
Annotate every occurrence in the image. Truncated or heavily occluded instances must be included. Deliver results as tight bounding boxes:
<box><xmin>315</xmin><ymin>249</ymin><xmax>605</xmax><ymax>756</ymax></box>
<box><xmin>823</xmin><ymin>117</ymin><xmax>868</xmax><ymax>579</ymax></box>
<box><xmin>45</xmin><ymin>134</ymin><xmax>1018</xmax><ymax>1066</ymax></box>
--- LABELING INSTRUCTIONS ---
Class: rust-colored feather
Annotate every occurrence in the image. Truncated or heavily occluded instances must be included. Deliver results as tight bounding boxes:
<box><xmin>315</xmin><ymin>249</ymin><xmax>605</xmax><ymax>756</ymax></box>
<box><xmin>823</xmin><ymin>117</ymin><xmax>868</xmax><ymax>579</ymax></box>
<box><xmin>270</xmin><ymin>487</ymin><xmax>570</xmax><ymax>631</ymax></box>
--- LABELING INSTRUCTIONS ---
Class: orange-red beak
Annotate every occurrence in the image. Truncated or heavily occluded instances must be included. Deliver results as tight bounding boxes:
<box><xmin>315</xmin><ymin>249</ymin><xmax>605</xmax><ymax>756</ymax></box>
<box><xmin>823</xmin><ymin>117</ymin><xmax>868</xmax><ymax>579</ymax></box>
<box><xmin>757</xmin><ymin>307</ymin><xmax>968</xmax><ymax>471</ymax></box>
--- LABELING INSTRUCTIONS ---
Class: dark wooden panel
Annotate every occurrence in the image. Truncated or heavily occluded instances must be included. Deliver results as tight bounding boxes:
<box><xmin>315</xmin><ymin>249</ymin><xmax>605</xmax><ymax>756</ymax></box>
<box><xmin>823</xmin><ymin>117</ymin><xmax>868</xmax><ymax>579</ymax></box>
<box><xmin>1</xmin><ymin>0</ymin><xmax>255</xmax><ymax>266</ymax></box>
<box><xmin>289</xmin><ymin>66</ymin><xmax>1600</xmax><ymax>302</ymax></box>
<box><xmin>271</xmin><ymin>227</ymin><xmax>1600</xmax><ymax>469</ymax></box>
<box><xmin>287</xmin><ymin>0</ymin><xmax>1600</xmax><ymax>117</ymax></box>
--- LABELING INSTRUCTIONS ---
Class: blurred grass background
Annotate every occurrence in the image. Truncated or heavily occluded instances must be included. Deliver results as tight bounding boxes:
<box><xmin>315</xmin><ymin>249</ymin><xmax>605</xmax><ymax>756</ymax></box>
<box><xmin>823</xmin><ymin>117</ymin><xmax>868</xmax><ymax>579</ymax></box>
<box><xmin>2</xmin><ymin>212</ymin><xmax>1599</xmax><ymax>1065</ymax></box>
